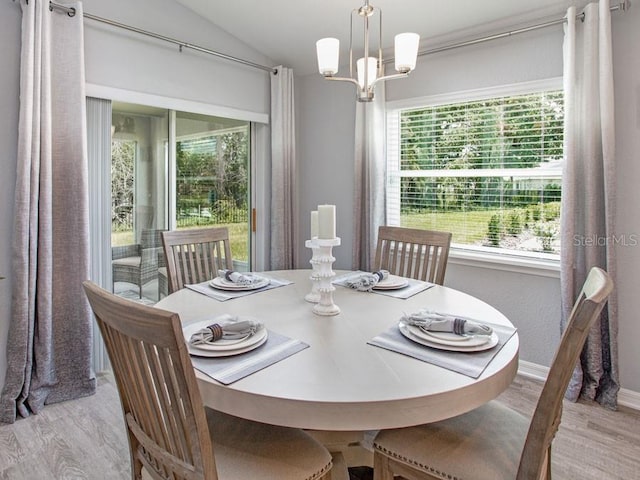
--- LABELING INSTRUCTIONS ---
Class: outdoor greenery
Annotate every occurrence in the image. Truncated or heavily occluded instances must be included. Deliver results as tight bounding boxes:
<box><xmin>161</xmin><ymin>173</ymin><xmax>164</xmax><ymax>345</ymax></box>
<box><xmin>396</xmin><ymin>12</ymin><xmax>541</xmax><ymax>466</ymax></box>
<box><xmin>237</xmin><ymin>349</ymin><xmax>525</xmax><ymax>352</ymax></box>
<box><xmin>111</xmin><ymin>129</ymin><xmax>250</xmax><ymax>261</ymax></box>
<box><xmin>111</xmin><ymin>140</ymin><xmax>135</xmax><ymax>232</ymax></box>
<box><xmin>398</xmin><ymin>90</ymin><xmax>564</xmax><ymax>254</ymax></box>
<box><xmin>401</xmin><ymin>201</ymin><xmax>561</xmax><ymax>253</ymax></box>
<box><xmin>176</xmin><ymin>130</ymin><xmax>248</xmax><ymax>220</ymax></box>
<box><xmin>111</xmin><ymin>222</ymin><xmax>249</xmax><ymax>260</ymax></box>
<box><xmin>175</xmin><ymin>130</ymin><xmax>250</xmax><ymax>261</ymax></box>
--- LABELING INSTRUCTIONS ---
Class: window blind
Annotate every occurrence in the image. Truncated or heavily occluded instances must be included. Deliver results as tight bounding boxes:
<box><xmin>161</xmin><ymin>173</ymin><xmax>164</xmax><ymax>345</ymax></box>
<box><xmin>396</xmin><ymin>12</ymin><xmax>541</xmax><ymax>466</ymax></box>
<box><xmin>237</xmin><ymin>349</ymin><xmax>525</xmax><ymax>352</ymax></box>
<box><xmin>387</xmin><ymin>90</ymin><xmax>564</xmax><ymax>256</ymax></box>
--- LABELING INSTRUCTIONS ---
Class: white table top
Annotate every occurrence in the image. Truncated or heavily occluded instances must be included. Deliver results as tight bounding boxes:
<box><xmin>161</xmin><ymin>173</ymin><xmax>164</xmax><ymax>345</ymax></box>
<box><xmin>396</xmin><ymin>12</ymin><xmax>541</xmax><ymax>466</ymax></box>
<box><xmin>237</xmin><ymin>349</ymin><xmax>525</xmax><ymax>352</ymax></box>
<box><xmin>156</xmin><ymin>269</ymin><xmax>519</xmax><ymax>431</ymax></box>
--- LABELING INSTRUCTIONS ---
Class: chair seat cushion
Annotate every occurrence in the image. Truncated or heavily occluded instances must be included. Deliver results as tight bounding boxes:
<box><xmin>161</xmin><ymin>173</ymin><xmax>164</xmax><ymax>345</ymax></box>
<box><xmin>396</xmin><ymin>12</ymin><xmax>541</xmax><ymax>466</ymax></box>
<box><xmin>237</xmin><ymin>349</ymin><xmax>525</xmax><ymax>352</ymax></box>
<box><xmin>206</xmin><ymin>408</ymin><xmax>332</xmax><ymax>480</ymax></box>
<box><xmin>373</xmin><ymin>401</ymin><xmax>529</xmax><ymax>480</ymax></box>
<box><xmin>112</xmin><ymin>256</ymin><xmax>141</xmax><ymax>267</ymax></box>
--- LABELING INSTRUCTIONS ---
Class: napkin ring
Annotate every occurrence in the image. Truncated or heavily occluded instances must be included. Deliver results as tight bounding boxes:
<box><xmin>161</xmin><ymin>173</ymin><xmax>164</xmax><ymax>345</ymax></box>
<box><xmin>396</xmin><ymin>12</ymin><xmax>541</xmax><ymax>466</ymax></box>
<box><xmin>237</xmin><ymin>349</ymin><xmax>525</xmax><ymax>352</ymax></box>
<box><xmin>206</xmin><ymin>324</ymin><xmax>224</xmax><ymax>341</ymax></box>
<box><xmin>453</xmin><ymin>318</ymin><xmax>466</xmax><ymax>335</ymax></box>
<box><xmin>224</xmin><ymin>270</ymin><xmax>235</xmax><ymax>282</ymax></box>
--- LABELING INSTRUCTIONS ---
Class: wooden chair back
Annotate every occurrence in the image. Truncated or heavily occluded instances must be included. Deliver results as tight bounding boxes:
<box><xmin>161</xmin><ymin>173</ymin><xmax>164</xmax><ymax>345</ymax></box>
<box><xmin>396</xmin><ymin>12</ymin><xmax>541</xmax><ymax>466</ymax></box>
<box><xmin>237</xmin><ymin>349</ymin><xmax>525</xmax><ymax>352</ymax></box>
<box><xmin>161</xmin><ymin>228</ymin><xmax>233</xmax><ymax>293</ymax></box>
<box><xmin>517</xmin><ymin>267</ymin><xmax>613</xmax><ymax>479</ymax></box>
<box><xmin>83</xmin><ymin>281</ymin><xmax>218</xmax><ymax>480</ymax></box>
<box><xmin>373</xmin><ymin>226</ymin><xmax>452</xmax><ymax>285</ymax></box>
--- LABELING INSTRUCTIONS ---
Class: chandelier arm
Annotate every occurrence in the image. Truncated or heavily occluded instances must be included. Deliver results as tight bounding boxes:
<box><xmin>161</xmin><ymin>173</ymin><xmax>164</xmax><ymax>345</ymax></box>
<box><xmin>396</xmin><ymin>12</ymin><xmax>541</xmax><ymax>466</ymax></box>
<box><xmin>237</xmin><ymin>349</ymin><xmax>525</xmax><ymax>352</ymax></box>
<box><xmin>369</xmin><ymin>72</ymin><xmax>410</xmax><ymax>88</ymax></box>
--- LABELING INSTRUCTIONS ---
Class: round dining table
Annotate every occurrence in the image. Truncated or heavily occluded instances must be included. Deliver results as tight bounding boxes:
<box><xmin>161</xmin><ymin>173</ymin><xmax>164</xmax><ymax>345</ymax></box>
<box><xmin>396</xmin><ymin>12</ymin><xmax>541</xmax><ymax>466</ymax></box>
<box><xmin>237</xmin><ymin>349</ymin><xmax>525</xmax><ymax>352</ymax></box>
<box><xmin>156</xmin><ymin>269</ymin><xmax>519</xmax><ymax>432</ymax></box>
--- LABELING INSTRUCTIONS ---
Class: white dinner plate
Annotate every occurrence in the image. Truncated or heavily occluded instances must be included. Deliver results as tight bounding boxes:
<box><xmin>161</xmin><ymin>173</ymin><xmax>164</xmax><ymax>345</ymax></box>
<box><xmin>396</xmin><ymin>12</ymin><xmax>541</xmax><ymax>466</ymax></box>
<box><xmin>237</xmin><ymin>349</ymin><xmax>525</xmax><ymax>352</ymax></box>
<box><xmin>209</xmin><ymin>275</ymin><xmax>270</xmax><ymax>291</ymax></box>
<box><xmin>183</xmin><ymin>318</ymin><xmax>268</xmax><ymax>356</ymax></box>
<box><xmin>398</xmin><ymin>320</ymin><xmax>499</xmax><ymax>352</ymax></box>
<box><xmin>372</xmin><ymin>275</ymin><xmax>409</xmax><ymax>290</ymax></box>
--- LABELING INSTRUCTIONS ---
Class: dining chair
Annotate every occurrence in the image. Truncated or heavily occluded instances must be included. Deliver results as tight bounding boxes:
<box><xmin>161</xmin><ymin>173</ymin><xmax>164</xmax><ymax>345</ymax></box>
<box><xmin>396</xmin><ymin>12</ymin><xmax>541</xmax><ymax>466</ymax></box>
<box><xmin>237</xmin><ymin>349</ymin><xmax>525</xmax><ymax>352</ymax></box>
<box><xmin>371</xmin><ymin>266</ymin><xmax>613</xmax><ymax>480</ymax></box>
<box><xmin>161</xmin><ymin>227</ymin><xmax>233</xmax><ymax>294</ymax></box>
<box><xmin>373</xmin><ymin>226</ymin><xmax>452</xmax><ymax>285</ymax></box>
<box><xmin>83</xmin><ymin>281</ymin><xmax>335</xmax><ymax>480</ymax></box>
<box><xmin>112</xmin><ymin>229</ymin><xmax>164</xmax><ymax>298</ymax></box>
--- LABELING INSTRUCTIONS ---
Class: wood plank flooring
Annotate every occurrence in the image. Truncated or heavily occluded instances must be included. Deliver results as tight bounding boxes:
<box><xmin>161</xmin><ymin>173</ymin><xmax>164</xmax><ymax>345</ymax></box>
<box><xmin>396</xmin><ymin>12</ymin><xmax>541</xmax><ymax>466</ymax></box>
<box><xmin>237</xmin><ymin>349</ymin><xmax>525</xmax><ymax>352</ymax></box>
<box><xmin>0</xmin><ymin>373</ymin><xmax>638</xmax><ymax>479</ymax></box>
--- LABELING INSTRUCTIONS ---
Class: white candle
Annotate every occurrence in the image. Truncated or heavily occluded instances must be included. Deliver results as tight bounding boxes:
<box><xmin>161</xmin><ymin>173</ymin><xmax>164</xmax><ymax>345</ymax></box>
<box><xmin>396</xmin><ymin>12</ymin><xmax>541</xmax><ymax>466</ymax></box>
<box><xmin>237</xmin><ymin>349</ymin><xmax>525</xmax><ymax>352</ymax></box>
<box><xmin>310</xmin><ymin>210</ymin><xmax>319</xmax><ymax>239</ymax></box>
<box><xmin>318</xmin><ymin>204</ymin><xmax>336</xmax><ymax>239</ymax></box>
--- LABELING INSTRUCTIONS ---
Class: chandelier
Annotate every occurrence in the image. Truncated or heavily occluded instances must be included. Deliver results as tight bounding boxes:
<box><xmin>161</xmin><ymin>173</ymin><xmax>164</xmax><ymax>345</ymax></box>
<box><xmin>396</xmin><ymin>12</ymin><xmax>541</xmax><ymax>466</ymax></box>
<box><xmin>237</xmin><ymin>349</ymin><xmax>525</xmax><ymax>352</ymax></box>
<box><xmin>316</xmin><ymin>1</ymin><xmax>420</xmax><ymax>102</ymax></box>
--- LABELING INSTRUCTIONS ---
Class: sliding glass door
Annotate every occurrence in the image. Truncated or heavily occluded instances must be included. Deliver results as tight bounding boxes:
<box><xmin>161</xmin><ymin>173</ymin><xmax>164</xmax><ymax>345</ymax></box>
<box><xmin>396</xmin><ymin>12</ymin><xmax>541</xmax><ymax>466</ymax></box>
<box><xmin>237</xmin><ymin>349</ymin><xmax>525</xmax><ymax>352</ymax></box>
<box><xmin>110</xmin><ymin>102</ymin><xmax>251</xmax><ymax>303</ymax></box>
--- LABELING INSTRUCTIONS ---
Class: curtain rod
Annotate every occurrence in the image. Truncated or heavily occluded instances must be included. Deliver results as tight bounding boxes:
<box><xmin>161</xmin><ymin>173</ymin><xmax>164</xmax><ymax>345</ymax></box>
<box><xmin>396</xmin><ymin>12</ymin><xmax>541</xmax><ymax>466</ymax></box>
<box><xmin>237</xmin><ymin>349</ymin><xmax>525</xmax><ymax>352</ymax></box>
<box><xmin>29</xmin><ymin>0</ymin><xmax>631</xmax><ymax>72</ymax></box>
<box><xmin>46</xmin><ymin>1</ymin><xmax>277</xmax><ymax>74</ymax></box>
<box><xmin>387</xmin><ymin>0</ymin><xmax>630</xmax><ymax>63</ymax></box>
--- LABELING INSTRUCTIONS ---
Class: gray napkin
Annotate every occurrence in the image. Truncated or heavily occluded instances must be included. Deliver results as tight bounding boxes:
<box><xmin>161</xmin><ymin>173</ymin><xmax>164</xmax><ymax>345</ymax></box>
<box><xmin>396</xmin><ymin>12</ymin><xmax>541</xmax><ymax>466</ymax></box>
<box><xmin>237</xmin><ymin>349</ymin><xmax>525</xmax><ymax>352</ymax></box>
<box><xmin>345</xmin><ymin>270</ymin><xmax>390</xmax><ymax>292</ymax></box>
<box><xmin>189</xmin><ymin>314</ymin><xmax>264</xmax><ymax>345</ymax></box>
<box><xmin>217</xmin><ymin>269</ymin><xmax>264</xmax><ymax>286</ymax></box>
<box><xmin>402</xmin><ymin>310</ymin><xmax>493</xmax><ymax>336</ymax></box>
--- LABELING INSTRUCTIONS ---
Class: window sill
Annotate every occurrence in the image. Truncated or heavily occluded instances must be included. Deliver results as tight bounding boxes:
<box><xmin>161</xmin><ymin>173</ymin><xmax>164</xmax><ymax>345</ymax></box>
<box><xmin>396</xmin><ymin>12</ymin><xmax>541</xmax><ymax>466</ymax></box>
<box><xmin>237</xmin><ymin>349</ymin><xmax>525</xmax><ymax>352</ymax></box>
<box><xmin>448</xmin><ymin>246</ymin><xmax>560</xmax><ymax>278</ymax></box>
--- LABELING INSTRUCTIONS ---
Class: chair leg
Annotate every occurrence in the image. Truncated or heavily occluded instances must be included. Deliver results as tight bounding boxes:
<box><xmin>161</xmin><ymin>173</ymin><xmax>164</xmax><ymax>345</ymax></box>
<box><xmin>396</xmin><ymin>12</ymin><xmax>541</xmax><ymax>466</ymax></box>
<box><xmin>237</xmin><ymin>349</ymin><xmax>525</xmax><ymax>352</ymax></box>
<box><xmin>546</xmin><ymin>447</ymin><xmax>552</xmax><ymax>480</ymax></box>
<box><xmin>373</xmin><ymin>452</ymin><xmax>395</xmax><ymax>480</ymax></box>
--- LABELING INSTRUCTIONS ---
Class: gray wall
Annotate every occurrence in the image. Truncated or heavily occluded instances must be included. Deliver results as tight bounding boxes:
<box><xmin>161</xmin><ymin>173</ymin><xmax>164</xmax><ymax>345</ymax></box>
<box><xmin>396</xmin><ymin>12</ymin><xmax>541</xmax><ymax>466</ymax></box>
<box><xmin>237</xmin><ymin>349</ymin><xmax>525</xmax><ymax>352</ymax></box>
<box><xmin>0</xmin><ymin>0</ymin><xmax>274</xmax><ymax>391</ymax></box>
<box><xmin>82</xmin><ymin>0</ymin><xmax>272</xmax><ymax>115</ymax></box>
<box><xmin>296</xmin><ymin>9</ymin><xmax>640</xmax><ymax>395</ymax></box>
<box><xmin>611</xmin><ymin>5</ymin><xmax>640</xmax><ymax>398</ymax></box>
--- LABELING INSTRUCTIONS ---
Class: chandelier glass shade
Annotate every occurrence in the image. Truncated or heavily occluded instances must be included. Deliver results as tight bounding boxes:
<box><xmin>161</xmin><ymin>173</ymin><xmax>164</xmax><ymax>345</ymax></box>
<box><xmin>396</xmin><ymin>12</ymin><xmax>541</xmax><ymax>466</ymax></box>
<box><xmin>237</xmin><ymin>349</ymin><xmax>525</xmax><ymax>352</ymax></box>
<box><xmin>316</xmin><ymin>1</ymin><xmax>419</xmax><ymax>102</ymax></box>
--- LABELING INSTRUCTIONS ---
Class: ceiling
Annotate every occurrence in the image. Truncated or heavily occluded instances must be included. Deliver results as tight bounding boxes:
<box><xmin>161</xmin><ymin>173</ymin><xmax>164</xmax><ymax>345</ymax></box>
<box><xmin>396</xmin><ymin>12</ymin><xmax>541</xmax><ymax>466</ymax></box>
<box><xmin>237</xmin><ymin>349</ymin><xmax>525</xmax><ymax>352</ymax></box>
<box><xmin>173</xmin><ymin>0</ymin><xmax>591</xmax><ymax>75</ymax></box>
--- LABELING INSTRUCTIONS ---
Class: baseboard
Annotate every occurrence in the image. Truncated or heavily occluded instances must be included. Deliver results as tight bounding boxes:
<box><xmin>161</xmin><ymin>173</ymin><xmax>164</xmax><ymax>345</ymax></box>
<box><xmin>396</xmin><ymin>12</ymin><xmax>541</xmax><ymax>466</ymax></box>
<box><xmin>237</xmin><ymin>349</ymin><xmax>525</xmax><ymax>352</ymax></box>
<box><xmin>518</xmin><ymin>360</ymin><xmax>640</xmax><ymax>411</ymax></box>
<box><xmin>618</xmin><ymin>388</ymin><xmax>640</xmax><ymax>411</ymax></box>
<box><xmin>517</xmin><ymin>360</ymin><xmax>549</xmax><ymax>383</ymax></box>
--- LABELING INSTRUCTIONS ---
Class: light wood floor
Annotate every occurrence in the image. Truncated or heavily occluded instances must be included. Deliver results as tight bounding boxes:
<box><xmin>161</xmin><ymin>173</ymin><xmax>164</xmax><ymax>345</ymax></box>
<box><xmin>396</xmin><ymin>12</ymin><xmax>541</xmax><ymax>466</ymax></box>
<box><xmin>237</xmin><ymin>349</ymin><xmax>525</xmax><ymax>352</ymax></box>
<box><xmin>0</xmin><ymin>373</ymin><xmax>638</xmax><ymax>479</ymax></box>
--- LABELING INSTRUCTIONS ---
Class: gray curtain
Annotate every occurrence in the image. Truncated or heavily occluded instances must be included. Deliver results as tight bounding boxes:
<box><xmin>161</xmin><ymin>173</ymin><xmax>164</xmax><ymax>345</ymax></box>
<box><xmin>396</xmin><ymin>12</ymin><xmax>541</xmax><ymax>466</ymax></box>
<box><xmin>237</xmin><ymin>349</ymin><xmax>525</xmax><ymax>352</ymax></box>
<box><xmin>352</xmin><ymin>84</ymin><xmax>386</xmax><ymax>271</ymax></box>
<box><xmin>270</xmin><ymin>66</ymin><xmax>297</xmax><ymax>269</ymax></box>
<box><xmin>0</xmin><ymin>0</ymin><xmax>95</xmax><ymax>423</ymax></box>
<box><xmin>561</xmin><ymin>0</ymin><xmax>618</xmax><ymax>408</ymax></box>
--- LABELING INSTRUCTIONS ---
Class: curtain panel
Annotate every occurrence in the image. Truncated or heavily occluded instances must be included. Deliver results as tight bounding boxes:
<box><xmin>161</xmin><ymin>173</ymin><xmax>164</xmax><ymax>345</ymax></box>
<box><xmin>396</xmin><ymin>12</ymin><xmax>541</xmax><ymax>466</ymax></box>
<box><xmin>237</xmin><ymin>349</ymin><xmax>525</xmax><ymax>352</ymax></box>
<box><xmin>561</xmin><ymin>0</ymin><xmax>619</xmax><ymax>409</ymax></box>
<box><xmin>352</xmin><ymin>85</ymin><xmax>386</xmax><ymax>271</ymax></box>
<box><xmin>0</xmin><ymin>0</ymin><xmax>95</xmax><ymax>423</ymax></box>
<box><xmin>270</xmin><ymin>66</ymin><xmax>297</xmax><ymax>269</ymax></box>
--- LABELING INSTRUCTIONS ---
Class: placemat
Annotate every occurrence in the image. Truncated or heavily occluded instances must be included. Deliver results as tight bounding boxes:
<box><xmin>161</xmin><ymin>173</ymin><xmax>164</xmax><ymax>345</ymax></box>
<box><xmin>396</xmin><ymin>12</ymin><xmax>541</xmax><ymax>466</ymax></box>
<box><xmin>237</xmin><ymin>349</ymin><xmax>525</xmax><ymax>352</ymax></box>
<box><xmin>368</xmin><ymin>322</ymin><xmax>517</xmax><ymax>378</ymax></box>
<box><xmin>190</xmin><ymin>330</ymin><xmax>308</xmax><ymax>384</ymax></box>
<box><xmin>186</xmin><ymin>276</ymin><xmax>292</xmax><ymax>301</ymax></box>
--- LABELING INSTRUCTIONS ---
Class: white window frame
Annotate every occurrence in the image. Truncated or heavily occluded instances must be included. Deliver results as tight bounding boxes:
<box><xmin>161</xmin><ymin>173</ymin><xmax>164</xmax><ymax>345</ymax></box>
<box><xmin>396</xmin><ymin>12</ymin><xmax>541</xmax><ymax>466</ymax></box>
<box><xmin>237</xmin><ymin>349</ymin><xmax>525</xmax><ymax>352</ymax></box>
<box><xmin>386</xmin><ymin>78</ymin><xmax>563</xmax><ymax>277</ymax></box>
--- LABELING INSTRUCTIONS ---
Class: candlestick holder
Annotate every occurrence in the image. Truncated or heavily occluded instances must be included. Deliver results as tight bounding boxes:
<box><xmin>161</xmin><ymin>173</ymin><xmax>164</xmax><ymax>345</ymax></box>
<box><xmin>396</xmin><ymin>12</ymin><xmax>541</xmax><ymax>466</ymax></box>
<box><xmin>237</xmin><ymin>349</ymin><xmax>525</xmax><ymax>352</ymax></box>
<box><xmin>306</xmin><ymin>237</ymin><xmax>341</xmax><ymax>316</ymax></box>
<box><xmin>304</xmin><ymin>239</ymin><xmax>321</xmax><ymax>303</ymax></box>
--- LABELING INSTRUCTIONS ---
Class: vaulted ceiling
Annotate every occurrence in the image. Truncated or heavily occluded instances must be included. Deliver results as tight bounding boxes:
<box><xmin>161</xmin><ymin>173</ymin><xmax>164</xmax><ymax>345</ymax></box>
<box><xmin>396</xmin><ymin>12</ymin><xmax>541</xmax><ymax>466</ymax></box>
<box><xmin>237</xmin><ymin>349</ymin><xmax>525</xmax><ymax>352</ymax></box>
<box><xmin>174</xmin><ymin>0</ymin><xmax>591</xmax><ymax>75</ymax></box>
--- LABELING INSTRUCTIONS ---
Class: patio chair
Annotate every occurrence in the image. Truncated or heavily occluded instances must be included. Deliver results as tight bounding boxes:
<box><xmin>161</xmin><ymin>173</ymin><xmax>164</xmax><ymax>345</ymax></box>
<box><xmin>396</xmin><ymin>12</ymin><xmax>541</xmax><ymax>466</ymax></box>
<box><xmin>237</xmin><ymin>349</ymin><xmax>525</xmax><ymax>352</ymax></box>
<box><xmin>83</xmin><ymin>281</ymin><xmax>334</xmax><ymax>480</ymax></box>
<box><xmin>372</xmin><ymin>266</ymin><xmax>613</xmax><ymax>480</ymax></box>
<box><xmin>112</xmin><ymin>229</ymin><xmax>163</xmax><ymax>298</ymax></box>
<box><xmin>373</xmin><ymin>226</ymin><xmax>452</xmax><ymax>285</ymax></box>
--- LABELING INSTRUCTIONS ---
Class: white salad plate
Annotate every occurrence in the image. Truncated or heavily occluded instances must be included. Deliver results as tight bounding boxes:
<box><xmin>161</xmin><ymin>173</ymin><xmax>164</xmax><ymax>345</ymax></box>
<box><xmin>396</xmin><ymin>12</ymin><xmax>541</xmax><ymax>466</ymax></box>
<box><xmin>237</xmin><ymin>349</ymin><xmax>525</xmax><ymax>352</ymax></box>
<box><xmin>209</xmin><ymin>276</ymin><xmax>270</xmax><ymax>291</ymax></box>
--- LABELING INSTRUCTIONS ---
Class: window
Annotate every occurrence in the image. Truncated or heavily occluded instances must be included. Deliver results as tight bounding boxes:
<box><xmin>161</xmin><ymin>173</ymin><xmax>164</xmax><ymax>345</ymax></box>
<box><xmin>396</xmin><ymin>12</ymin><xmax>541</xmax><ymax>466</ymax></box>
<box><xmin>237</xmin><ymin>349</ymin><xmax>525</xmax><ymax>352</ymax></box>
<box><xmin>175</xmin><ymin>112</ymin><xmax>250</xmax><ymax>264</ymax></box>
<box><xmin>386</xmin><ymin>81</ymin><xmax>564</xmax><ymax>260</ymax></box>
